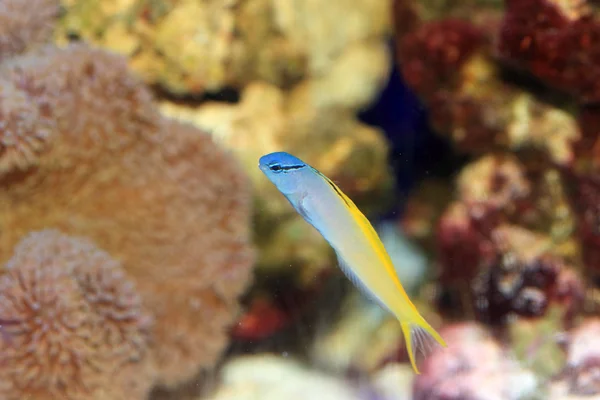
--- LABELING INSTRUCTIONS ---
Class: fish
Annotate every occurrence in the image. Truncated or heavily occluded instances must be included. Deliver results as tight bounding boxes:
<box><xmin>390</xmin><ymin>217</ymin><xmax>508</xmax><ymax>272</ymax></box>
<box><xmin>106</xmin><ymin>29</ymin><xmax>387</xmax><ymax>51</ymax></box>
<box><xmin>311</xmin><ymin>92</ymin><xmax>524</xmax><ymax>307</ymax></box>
<box><xmin>258</xmin><ymin>151</ymin><xmax>446</xmax><ymax>374</ymax></box>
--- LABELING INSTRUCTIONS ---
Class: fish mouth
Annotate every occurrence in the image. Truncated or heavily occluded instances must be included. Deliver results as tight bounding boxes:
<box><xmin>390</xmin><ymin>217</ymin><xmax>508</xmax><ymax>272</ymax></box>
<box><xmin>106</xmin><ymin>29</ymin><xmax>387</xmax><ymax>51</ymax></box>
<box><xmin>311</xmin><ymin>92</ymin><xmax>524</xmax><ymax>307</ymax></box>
<box><xmin>258</xmin><ymin>162</ymin><xmax>269</xmax><ymax>174</ymax></box>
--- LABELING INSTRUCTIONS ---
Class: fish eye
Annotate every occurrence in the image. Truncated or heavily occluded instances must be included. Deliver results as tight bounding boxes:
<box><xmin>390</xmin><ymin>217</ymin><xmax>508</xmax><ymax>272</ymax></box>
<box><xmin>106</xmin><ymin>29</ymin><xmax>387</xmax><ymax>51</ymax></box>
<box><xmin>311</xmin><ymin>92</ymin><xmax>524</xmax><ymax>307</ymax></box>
<box><xmin>269</xmin><ymin>163</ymin><xmax>282</xmax><ymax>172</ymax></box>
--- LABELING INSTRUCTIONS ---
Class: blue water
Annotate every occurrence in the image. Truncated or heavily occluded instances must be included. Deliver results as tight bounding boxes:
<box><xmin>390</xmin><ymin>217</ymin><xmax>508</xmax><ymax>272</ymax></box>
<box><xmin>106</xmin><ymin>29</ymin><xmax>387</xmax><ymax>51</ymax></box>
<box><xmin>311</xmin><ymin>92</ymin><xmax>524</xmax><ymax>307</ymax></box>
<box><xmin>358</xmin><ymin>40</ymin><xmax>467</xmax><ymax>220</ymax></box>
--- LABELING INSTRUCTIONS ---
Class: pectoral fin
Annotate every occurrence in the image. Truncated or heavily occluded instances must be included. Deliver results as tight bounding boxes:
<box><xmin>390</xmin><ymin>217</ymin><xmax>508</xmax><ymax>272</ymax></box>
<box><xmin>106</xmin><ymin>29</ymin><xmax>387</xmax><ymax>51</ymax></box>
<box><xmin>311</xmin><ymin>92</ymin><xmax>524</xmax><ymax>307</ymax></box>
<box><xmin>289</xmin><ymin>192</ymin><xmax>314</xmax><ymax>226</ymax></box>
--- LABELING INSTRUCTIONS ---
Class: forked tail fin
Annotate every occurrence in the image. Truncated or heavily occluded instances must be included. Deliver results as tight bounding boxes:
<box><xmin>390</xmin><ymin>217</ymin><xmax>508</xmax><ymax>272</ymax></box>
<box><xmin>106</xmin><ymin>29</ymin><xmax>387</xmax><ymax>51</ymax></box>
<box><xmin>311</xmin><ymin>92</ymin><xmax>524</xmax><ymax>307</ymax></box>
<box><xmin>400</xmin><ymin>318</ymin><xmax>447</xmax><ymax>374</ymax></box>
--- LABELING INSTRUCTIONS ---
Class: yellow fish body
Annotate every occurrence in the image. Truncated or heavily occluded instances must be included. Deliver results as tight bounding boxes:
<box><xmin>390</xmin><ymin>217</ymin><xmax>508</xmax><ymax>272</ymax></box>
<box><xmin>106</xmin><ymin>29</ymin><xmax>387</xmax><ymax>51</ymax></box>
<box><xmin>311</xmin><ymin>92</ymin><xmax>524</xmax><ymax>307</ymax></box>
<box><xmin>259</xmin><ymin>152</ymin><xmax>446</xmax><ymax>373</ymax></box>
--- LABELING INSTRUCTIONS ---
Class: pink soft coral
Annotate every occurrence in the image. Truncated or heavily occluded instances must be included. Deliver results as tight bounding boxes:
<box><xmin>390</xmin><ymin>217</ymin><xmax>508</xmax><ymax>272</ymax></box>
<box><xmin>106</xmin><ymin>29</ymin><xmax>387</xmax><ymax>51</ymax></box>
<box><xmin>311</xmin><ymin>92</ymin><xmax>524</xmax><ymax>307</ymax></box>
<box><xmin>0</xmin><ymin>0</ymin><xmax>59</xmax><ymax>60</ymax></box>
<box><xmin>0</xmin><ymin>230</ymin><xmax>155</xmax><ymax>400</ymax></box>
<box><xmin>0</xmin><ymin>43</ymin><xmax>255</xmax><ymax>388</ymax></box>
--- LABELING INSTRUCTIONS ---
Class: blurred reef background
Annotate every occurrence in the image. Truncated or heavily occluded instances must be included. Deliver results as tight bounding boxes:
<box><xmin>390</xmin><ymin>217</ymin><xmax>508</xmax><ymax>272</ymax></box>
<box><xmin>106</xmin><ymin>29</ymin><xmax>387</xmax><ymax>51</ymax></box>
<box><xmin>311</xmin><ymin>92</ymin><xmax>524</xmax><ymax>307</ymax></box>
<box><xmin>1</xmin><ymin>0</ymin><xmax>600</xmax><ymax>398</ymax></box>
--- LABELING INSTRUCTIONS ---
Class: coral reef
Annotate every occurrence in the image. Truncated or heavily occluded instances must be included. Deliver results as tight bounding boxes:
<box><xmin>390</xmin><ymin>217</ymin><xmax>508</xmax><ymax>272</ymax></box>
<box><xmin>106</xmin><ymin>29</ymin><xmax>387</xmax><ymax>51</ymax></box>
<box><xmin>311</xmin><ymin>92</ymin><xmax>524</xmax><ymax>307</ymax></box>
<box><xmin>204</xmin><ymin>355</ymin><xmax>364</xmax><ymax>400</ymax></box>
<box><xmin>56</xmin><ymin>0</ymin><xmax>391</xmax><ymax>96</ymax></box>
<box><xmin>0</xmin><ymin>0</ymin><xmax>60</xmax><ymax>60</ymax></box>
<box><xmin>204</xmin><ymin>353</ymin><xmax>420</xmax><ymax>400</ymax></box>
<box><xmin>393</xmin><ymin>1</ymin><xmax>600</xmax><ymax>392</ymax></box>
<box><xmin>431</xmin><ymin>153</ymin><xmax>583</xmax><ymax>323</ymax></box>
<box><xmin>310</xmin><ymin>292</ymin><xmax>392</xmax><ymax>373</ymax></box>
<box><xmin>370</xmin><ymin>364</ymin><xmax>414</xmax><ymax>400</ymax></box>
<box><xmin>549</xmin><ymin>318</ymin><xmax>600</xmax><ymax>398</ymax></box>
<box><xmin>13</xmin><ymin>0</ymin><xmax>600</xmax><ymax>397</ymax></box>
<box><xmin>395</xmin><ymin>0</ymin><xmax>580</xmax><ymax>162</ymax></box>
<box><xmin>231</xmin><ymin>268</ymin><xmax>334</xmax><ymax>341</ymax></box>
<box><xmin>413</xmin><ymin>323</ymin><xmax>538</xmax><ymax>400</ymax></box>
<box><xmin>0</xmin><ymin>230</ymin><xmax>154</xmax><ymax>400</ymax></box>
<box><xmin>55</xmin><ymin>3</ymin><xmax>396</xmax><ymax>350</ymax></box>
<box><xmin>161</xmin><ymin>82</ymin><xmax>393</xmax><ymax>284</ymax></box>
<box><xmin>492</xmin><ymin>0</ymin><xmax>600</xmax><ymax>287</ymax></box>
<box><xmin>472</xmin><ymin>232</ymin><xmax>584</xmax><ymax>326</ymax></box>
<box><xmin>310</xmin><ymin>289</ymin><xmax>445</xmax><ymax>377</ymax></box>
<box><xmin>56</xmin><ymin>0</ymin><xmax>394</xmax><ymax>294</ymax></box>
<box><xmin>569</xmin><ymin>173</ymin><xmax>600</xmax><ymax>276</ymax></box>
<box><xmin>497</xmin><ymin>0</ymin><xmax>600</xmax><ymax>104</ymax></box>
<box><xmin>509</xmin><ymin>305</ymin><xmax>567</xmax><ymax>381</ymax></box>
<box><xmin>0</xmin><ymin>3</ymin><xmax>255</xmax><ymax>392</ymax></box>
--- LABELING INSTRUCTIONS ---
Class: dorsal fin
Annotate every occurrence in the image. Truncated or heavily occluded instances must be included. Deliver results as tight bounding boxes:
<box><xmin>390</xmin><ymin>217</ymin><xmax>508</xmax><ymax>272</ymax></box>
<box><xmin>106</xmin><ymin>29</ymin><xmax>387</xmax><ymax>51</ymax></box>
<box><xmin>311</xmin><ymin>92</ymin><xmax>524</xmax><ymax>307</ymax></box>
<box><xmin>311</xmin><ymin>167</ymin><xmax>417</xmax><ymax>313</ymax></box>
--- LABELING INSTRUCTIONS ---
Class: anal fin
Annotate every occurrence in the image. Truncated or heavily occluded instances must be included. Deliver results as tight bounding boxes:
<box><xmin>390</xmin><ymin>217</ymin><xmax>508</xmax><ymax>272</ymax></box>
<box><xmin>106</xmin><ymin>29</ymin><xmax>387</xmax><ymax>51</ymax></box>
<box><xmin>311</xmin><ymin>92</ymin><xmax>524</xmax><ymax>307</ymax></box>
<box><xmin>334</xmin><ymin>250</ymin><xmax>392</xmax><ymax>315</ymax></box>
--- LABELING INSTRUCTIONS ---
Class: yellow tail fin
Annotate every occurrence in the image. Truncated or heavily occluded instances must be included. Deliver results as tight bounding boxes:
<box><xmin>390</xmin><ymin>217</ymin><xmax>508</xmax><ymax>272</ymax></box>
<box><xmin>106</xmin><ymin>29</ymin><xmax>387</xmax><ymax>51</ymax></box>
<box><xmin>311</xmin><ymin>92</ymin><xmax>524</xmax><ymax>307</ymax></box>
<box><xmin>400</xmin><ymin>318</ymin><xmax>447</xmax><ymax>374</ymax></box>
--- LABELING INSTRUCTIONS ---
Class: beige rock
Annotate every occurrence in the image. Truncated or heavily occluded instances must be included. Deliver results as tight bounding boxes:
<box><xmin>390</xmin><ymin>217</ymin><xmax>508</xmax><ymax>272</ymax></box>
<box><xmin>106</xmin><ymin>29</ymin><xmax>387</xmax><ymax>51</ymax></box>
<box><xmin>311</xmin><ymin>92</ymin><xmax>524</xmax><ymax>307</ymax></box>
<box><xmin>153</xmin><ymin>0</ymin><xmax>237</xmax><ymax>93</ymax></box>
<box><xmin>457</xmin><ymin>153</ymin><xmax>531</xmax><ymax>209</ymax></box>
<box><xmin>204</xmin><ymin>355</ymin><xmax>363</xmax><ymax>400</ymax></box>
<box><xmin>287</xmin><ymin>41</ymin><xmax>390</xmax><ymax>112</ymax></box>
<box><xmin>506</xmin><ymin>93</ymin><xmax>579</xmax><ymax>165</ymax></box>
<box><xmin>371</xmin><ymin>363</ymin><xmax>414</xmax><ymax>400</ymax></box>
<box><xmin>269</xmin><ymin>0</ymin><xmax>391</xmax><ymax>75</ymax></box>
<box><xmin>57</xmin><ymin>0</ymin><xmax>392</xmax><ymax>97</ymax></box>
<box><xmin>311</xmin><ymin>293</ymin><xmax>391</xmax><ymax>373</ymax></box>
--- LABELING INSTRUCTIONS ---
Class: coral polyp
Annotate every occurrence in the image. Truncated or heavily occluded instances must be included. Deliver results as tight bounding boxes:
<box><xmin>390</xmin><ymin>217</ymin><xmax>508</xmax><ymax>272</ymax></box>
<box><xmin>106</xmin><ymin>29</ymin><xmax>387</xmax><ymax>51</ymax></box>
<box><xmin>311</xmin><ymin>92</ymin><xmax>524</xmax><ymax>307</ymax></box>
<box><xmin>0</xmin><ymin>1</ymin><xmax>256</xmax><ymax>391</ymax></box>
<box><xmin>0</xmin><ymin>79</ymin><xmax>53</xmax><ymax>175</ymax></box>
<box><xmin>0</xmin><ymin>230</ymin><xmax>155</xmax><ymax>400</ymax></box>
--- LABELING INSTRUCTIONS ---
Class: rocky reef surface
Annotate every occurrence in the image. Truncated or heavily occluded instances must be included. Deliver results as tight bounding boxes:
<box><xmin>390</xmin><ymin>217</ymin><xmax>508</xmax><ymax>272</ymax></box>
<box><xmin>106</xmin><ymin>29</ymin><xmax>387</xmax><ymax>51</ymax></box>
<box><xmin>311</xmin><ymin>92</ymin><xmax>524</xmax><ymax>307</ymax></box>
<box><xmin>54</xmin><ymin>0</ymin><xmax>397</xmax><ymax>309</ymax></box>
<box><xmin>2</xmin><ymin>0</ymin><xmax>600</xmax><ymax>399</ymax></box>
<box><xmin>0</xmin><ymin>0</ymin><xmax>255</xmax><ymax>398</ymax></box>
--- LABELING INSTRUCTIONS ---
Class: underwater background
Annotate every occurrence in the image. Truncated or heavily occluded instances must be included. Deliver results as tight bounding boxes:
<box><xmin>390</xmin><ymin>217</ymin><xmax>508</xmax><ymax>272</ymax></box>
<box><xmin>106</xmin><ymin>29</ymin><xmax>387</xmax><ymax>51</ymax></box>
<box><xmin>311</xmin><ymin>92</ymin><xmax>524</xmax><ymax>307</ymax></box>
<box><xmin>0</xmin><ymin>0</ymin><xmax>598</xmax><ymax>398</ymax></box>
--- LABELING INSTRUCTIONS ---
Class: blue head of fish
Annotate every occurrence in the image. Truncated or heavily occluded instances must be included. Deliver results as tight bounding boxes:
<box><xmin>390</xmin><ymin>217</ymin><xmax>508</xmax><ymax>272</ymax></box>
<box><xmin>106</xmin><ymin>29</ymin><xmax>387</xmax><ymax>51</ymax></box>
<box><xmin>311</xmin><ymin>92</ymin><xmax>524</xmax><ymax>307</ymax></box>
<box><xmin>259</xmin><ymin>152</ymin><xmax>308</xmax><ymax>194</ymax></box>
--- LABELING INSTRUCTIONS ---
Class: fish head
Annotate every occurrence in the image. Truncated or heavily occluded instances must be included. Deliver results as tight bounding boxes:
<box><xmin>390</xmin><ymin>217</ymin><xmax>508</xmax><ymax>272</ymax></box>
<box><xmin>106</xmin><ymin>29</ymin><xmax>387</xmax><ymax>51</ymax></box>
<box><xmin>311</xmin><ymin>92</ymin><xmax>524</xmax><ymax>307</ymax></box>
<box><xmin>259</xmin><ymin>152</ymin><xmax>308</xmax><ymax>195</ymax></box>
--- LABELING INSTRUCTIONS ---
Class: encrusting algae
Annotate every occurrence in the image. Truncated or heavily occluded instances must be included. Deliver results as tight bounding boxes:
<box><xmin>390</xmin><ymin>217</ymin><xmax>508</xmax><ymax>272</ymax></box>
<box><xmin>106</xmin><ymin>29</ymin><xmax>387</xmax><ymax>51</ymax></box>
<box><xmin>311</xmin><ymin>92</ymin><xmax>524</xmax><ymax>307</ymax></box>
<box><xmin>0</xmin><ymin>0</ymin><xmax>256</xmax><ymax>395</ymax></box>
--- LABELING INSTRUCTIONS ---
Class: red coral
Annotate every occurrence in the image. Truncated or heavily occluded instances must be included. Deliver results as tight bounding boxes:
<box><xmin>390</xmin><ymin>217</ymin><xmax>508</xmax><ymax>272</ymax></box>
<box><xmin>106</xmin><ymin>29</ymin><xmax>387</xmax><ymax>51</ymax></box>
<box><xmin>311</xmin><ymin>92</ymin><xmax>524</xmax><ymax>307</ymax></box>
<box><xmin>498</xmin><ymin>0</ymin><xmax>571</xmax><ymax>65</ymax></box>
<box><xmin>232</xmin><ymin>297</ymin><xmax>290</xmax><ymax>341</ymax></box>
<box><xmin>398</xmin><ymin>19</ymin><xmax>485</xmax><ymax>98</ymax></box>
<box><xmin>232</xmin><ymin>269</ymin><xmax>334</xmax><ymax>341</ymax></box>
<box><xmin>433</xmin><ymin>153</ymin><xmax>584</xmax><ymax>324</ymax></box>
<box><xmin>498</xmin><ymin>0</ymin><xmax>600</xmax><ymax>104</ymax></box>
<box><xmin>397</xmin><ymin>19</ymin><xmax>498</xmax><ymax>153</ymax></box>
<box><xmin>473</xmin><ymin>246</ymin><xmax>583</xmax><ymax>326</ymax></box>
<box><xmin>475</xmin><ymin>254</ymin><xmax>557</xmax><ymax>323</ymax></box>
<box><xmin>436</xmin><ymin>202</ymin><xmax>496</xmax><ymax>285</ymax></box>
<box><xmin>569</xmin><ymin>173</ymin><xmax>600</xmax><ymax>273</ymax></box>
<box><xmin>436</xmin><ymin>170</ymin><xmax>582</xmax><ymax>325</ymax></box>
<box><xmin>428</xmin><ymin>91</ymin><xmax>501</xmax><ymax>153</ymax></box>
<box><xmin>565</xmin><ymin>109</ymin><xmax>600</xmax><ymax>277</ymax></box>
<box><xmin>436</xmin><ymin>155</ymin><xmax>533</xmax><ymax>286</ymax></box>
<box><xmin>574</xmin><ymin>106</ymin><xmax>600</xmax><ymax>171</ymax></box>
<box><xmin>392</xmin><ymin>0</ymin><xmax>421</xmax><ymax>37</ymax></box>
